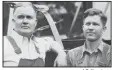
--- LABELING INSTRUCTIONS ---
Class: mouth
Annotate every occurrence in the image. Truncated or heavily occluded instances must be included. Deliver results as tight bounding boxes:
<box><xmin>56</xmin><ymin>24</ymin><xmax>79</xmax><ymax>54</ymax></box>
<box><xmin>86</xmin><ymin>32</ymin><xmax>95</xmax><ymax>35</ymax></box>
<box><xmin>21</xmin><ymin>26</ymin><xmax>30</xmax><ymax>29</ymax></box>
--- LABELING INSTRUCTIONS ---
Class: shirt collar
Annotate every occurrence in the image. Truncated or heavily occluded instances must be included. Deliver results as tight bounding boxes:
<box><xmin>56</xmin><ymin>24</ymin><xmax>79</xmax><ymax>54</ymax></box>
<box><xmin>80</xmin><ymin>41</ymin><xmax>104</xmax><ymax>58</ymax></box>
<box><xmin>9</xmin><ymin>29</ymin><xmax>34</xmax><ymax>47</ymax></box>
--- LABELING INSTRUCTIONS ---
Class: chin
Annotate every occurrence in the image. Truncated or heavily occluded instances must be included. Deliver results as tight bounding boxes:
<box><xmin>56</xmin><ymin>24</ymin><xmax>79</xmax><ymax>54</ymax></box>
<box><xmin>21</xmin><ymin>29</ymin><xmax>33</xmax><ymax>33</ymax></box>
<box><xmin>19</xmin><ymin>31</ymin><xmax>33</xmax><ymax>37</ymax></box>
<box><xmin>86</xmin><ymin>37</ymin><xmax>97</xmax><ymax>42</ymax></box>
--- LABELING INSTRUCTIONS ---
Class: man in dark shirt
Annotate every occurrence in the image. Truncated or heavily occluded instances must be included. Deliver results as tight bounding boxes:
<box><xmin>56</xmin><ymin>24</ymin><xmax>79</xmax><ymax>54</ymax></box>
<box><xmin>67</xmin><ymin>8</ymin><xmax>111</xmax><ymax>67</ymax></box>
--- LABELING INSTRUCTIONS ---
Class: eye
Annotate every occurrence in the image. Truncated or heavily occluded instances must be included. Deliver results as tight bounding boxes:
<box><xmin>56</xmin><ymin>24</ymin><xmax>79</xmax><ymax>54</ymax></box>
<box><xmin>93</xmin><ymin>22</ymin><xmax>99</xmax><ymax>26</ymax></box>
<box><xmin>26</xmin><ymin>16</ymin><xmax>32</xmax><ymax>19</ymax></box>
<box><xmin>17</xmin><ymin>15</ymin><xmax>24</xmax><ymax>19</ymax></box>
<box><xmin>85</xmin><ymin>22</ymin><xmax>91</xmax><ymax>26</ymax></box>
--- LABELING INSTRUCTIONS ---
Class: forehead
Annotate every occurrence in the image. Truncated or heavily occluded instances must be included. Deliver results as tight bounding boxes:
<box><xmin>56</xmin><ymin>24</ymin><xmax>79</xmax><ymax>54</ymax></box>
<box><xmin>14</xmin><ymin>6</ymin><xmax>36</xmax><ymax>17</ymax></box>
<box><xmin>84</xmin><ymin>15</ymin><xmax>102</xmax><ymax>24</ymax></box>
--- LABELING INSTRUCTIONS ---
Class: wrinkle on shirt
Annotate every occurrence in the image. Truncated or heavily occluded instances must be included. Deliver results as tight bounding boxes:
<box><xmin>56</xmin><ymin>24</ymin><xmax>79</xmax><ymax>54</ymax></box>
<box><xmin>81</xmin><ymin>41</ymin><xmax>104</xmax><ymax>59</ymax></box>
<box><xmin>67</xmin><ymin>41</ymin><xmax>111</xmax><ymax>67</ymax></box>
<box><xmin>8</xmin><ymin>30</ymin><xmax>46</xmax><ymax>60</ymax></box>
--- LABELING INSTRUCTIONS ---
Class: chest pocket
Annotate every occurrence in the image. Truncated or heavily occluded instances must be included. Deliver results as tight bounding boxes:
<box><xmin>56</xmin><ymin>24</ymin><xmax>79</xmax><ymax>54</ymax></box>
<box><xmin>7</xmin><ymin>36</ymin><xmax>45</xmax><ymax>67</ymax></box>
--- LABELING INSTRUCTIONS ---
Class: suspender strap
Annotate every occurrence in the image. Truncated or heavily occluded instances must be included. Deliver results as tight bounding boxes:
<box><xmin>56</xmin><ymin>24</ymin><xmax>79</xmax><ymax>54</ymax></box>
<box><xmin>7</xmin><ymin>36</ymin><xmax>22</xmax><ymax>54</ymax></box>
<box><xmin>35</xmin><ymin>46</ymin><xmax>40</xmax><ymax>54</ymax></box>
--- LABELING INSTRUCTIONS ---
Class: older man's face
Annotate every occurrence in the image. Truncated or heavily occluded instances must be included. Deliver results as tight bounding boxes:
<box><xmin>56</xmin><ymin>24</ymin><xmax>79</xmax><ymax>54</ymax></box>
<box><xmin>83</xmin><ymin>15</ymin><xmax>106</xmax><ymax>42</ymax></box>
<box><xmin>13</xmin><ymin>6</ymin><xmax>37</xmax><ymax>36</ymax></box>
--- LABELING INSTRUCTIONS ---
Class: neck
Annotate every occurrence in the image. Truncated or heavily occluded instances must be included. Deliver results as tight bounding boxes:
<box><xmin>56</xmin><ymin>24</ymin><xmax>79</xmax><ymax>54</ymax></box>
<box><xmin>85</xmin><ymin>38</ymin><xmax>102</xmax><ymax>52</ymax></box>
<box><xmin>14</xmin><ymin>30</ymin><xmax>32</xmax><ymax>39</ymax></box>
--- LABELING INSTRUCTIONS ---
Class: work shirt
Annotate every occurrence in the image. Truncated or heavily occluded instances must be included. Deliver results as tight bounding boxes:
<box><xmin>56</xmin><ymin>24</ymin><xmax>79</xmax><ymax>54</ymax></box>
<box><xmin>4</xmin><ymin>30</ymin><xmax>60</xmax><ymax>66</ymax></box>
<box><xmin>67</xmin><ymin>41</ymin><xmax>111</xmax><ymax>67</ymax></box>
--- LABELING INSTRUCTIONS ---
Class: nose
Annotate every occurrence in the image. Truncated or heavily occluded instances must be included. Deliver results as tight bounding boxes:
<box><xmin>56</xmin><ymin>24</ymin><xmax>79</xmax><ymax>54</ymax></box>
<box><xmin>88</xmin><ymin>24</ymin><xmax>94</xmax><ymax>29</ymax></box>
<box><xmin>22</xmin><ymin>17</ymin><xmax>28</xmax><ymax>25</ymax></box>
<box><xmin>87</xmin><ymin>24</ymin><xmax>95</xmax><ymax>31</ymax></box>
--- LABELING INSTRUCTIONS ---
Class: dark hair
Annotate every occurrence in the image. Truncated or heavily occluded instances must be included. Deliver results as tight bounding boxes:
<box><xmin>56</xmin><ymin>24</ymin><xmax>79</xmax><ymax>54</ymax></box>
<box><xmin>83</xmin><ymin>8</ymin><xmax>107</xmax><ymax>26</ymax></box>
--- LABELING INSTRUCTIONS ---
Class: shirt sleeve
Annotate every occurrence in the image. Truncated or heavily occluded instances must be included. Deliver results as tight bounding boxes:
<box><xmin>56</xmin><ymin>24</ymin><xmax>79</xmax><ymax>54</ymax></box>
<box><xmin>107</xmin><ymin>45</ymin><xmax>112</xmax><ymax>67</ymax></box>
<box><xmin>66</xmin><ymin>51</ymin><xmax>73</xmax><ymax>66</ymax></box>
<box><xmin>44</xmin><ymin>37</ymin><xmax>65</xmax><ymax>54</ymax></box>
<box><xmin>33</xmin><ymin>37</ymin><xmax>54</xmax><ymax>60</ymax></box>
<box><xmin>4</xmin><ymin>36</ymin><xmax>20</xmax><ymax>66</ymax></box>
<box><xmin>33</xmin><ymin>37</ymin><xmax>53</xmax><ymax>52</ymax></box>
<box><xmin>42</xmin><ymin>37</ymin><xmax>54</xmax><ymax>52</ymax></box>
<box><xmin>33</xmin><ymin>37</ymin><xmax>63</xmax><ymax>60</ymax></box>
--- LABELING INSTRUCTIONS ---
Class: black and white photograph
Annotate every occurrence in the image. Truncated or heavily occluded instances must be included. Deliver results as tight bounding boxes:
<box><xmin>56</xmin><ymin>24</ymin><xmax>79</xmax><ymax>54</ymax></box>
<box><xmin>2</xmin><ymin>1</ymin><xmax>111</xmax><ymax>67</ymax></box>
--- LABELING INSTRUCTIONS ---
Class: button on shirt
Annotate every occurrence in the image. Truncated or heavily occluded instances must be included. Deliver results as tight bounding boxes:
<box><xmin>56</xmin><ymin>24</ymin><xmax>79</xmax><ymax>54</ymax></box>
<box><xmin>4</xmin><ymin>30</ymin><xmax>57</xmax><ymax>66</ymax></box>
<box><xmin>67</xmin><ymin>41</ymin><xmax>111</xmax><ymax>67</ymax></box>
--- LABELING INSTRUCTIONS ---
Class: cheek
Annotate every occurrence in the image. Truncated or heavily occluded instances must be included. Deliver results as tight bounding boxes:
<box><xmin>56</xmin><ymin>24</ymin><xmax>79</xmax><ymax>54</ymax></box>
<box><xmin>99</xmin><ymin>29</ymin><xmax>104</xmax><ymax>34</ymax></box>
<box><xmin>82</xmin><ymin>27</ymin><xmax>87</xmax><ymax>36</ymax></box>
<box><xmin>82</xmin><ymin>26</ymin><xmax>87</xmax><ymax>32</ymax></box>
<box><xmin>31</xmin><ymin>21</ymin><xmax>37</xmax><ymax>29</ymax></box>
<box><xmin>14</xmin><ymin>19</ymin><xmax>22</xmax><ymax>25</ymax></box>
<box><xmin>95</xmin><ymin>28</ymin><xmax>103</xmax><ymax>37</ymax></box>
<box><xmin>14</xmin><ymin>21</ymin><xmax>22</xmax><ymax>28</ymax></box>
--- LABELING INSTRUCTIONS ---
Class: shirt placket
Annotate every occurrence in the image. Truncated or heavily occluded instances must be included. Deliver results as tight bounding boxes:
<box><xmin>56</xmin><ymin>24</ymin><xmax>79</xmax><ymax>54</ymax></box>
<box><xmin>89</xmin><ymin>52</ymin><xmax>98</xmax><ymax>66</ymax></box>
<box><xmin>21</xmin><ymin>37</ymin><xmax>30</xmax><ymax>59</ymax></box>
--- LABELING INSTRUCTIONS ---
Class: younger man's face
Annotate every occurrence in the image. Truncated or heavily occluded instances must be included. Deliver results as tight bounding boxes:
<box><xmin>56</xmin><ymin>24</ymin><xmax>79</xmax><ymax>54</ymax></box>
<box><xmin>13</xmin><ymin>6</ymin><xmax>37</xmax><ymax>36</ymax></box>
<box><xmin>83</xmin><ymin>15</ymin><xmax>106</xmax><ymax>42</ymax></box>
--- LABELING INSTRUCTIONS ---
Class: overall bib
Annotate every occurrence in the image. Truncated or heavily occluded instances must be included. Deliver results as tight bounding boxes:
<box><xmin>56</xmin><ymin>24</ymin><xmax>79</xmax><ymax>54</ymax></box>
<box><xmin>7</xmin><ymin>36</ymin><xmax>45</xmax><ymax>67</ymax></box>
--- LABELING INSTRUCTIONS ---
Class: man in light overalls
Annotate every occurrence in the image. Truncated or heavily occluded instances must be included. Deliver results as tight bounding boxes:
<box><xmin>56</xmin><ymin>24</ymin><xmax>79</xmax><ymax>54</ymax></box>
<box><xmin>3</xmin><ymin>2</ymin><xmax>67</xmax><ymax>67</ymax></box>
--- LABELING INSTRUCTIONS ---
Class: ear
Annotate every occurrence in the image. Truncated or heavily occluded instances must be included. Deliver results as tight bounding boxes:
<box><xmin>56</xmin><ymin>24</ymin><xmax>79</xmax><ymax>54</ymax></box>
<box><xmin>103</xmin><ymin>26</ymin><xmax>106</xmax><ymax>32</ymax></box>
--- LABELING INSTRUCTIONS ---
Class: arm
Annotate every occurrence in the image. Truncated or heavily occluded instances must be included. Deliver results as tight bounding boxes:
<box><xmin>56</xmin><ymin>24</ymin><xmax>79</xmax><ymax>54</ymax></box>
<box><xmin>33</xmin><ymin>37</ymin><xmax>67</xmax><ymax>66</ymax></box>
<box><xmin>43</xmin><ymin>37</ymin><xmax>67</xmax><ymax>66</ymax></box>
<box><xmin>49</xmin><ymin>41</ymin><xmax>67</xmax><ymax>66</ymax></box>
<box><xmin>4</xmin><ymin>36</ymin><xmax>19</xmax><ymax>67</ymax></box>
<box><xmin>39</xmin><ymin>37</ymin><xmax>64</xmax><ymax>54</ymax></box>
<box><xmin>49</xmin><ymin>41</ymin><xmax>64</xmax><ymax>55</ymax></box>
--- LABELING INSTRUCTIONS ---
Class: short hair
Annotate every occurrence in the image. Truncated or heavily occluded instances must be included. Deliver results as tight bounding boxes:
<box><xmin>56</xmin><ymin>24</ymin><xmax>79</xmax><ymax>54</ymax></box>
<box><xmin>83</xmin><ymin>8</ymin><xmax>107</xmax><ymax>26</ymax></box>
<box><xmin>13</xmin><ymin>2</ymin><xmax>45</xmax><ymax>29</ymax></box>
<box><xmin>13</xmin><ymin>2</ymin><xmax>39</xmax><ymax>19</ymax></box>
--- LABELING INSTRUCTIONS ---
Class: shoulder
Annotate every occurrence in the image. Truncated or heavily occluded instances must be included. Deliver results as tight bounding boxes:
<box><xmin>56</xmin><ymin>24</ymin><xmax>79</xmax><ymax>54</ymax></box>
<box><xmin>68</xmin><ymin>45</ymin><xmax>84</xmax><ymax>54</ymax></box>
<box><xmin>4</xmin><ymin>36</ymin><xmax>13</xmax><ymax>51</ymax></box>
<box><xmin>33</xmin><ymin>36</ymin><xmax>61</xmax><ymax>46</ymax></box>
<box><xmin>102</xmin><ymin>42</ymin><xmax>111</xmax><ymax>53</ymax></box>
<box><xmin>3</xmin><ymin>36</ymin><xmax>20</xmax><ymax>64</ymax></box>
<box><xmin>33</xmin><ymin>36</ymin><xmax>58</xmax><ymax>51</ymax></box>
<box><xmin>67</xmin><ymin>45</ymin><xmax>84</xmax><ymax>59</ymax></box>
<box><xmin>66</xmin><ymin>45</ymin><xmax>84</xmax><ymax>66</ymax></box>
<box><xmin>102</xmin><ymin>41</ymin><xmax>111</xmax><ymax>65</ymax></box>
<box><xmin>4</xmin><ymin>36</ymin><xmax>17</xmax><ymax>55</ymax></box>
<box><xmin>33</xmin><ymin>36</ymin><xmax>54</xmax><ymax>43</ymax></box>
